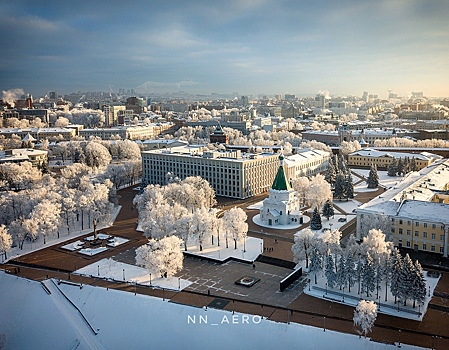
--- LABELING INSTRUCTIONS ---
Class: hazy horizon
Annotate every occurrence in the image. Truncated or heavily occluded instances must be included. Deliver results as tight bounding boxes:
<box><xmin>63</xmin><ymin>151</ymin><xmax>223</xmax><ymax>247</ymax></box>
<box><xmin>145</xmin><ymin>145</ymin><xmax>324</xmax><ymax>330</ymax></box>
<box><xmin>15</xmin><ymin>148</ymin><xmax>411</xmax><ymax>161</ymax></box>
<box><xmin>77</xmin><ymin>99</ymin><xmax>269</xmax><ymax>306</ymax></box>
<box><xmin>1</xmin><ymin>0</ymin><xmax>449</xmax><ymax>99</ymax></box>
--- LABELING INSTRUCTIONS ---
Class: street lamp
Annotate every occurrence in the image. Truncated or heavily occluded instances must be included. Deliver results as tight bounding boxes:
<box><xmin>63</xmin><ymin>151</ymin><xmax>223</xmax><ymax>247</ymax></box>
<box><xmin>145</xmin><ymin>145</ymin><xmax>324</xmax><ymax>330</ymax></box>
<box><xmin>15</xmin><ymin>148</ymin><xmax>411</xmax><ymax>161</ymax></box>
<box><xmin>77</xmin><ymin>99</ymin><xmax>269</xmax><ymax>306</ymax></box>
<box><xmin>150</xmin><ymin>273</ymin><xmax>152</xmax><ymax>286</ymax></box>
<box><xmin>329</xmin><ymin>223</ymin><xmax>333</xmax><ymax>231</ymax></box>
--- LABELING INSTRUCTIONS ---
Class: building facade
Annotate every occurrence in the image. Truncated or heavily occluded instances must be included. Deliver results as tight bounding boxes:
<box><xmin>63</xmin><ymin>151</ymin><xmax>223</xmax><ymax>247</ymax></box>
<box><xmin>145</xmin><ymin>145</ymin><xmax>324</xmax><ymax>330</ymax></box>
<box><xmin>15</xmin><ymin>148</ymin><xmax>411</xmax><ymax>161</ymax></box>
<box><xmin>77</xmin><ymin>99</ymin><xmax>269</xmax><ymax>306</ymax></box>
<box><xmin>142</xmin><ymin>146</ymin><xmax>330</xmax><ymax>199</ymax></box>
<box><xmin>347</xmin><ymin>148</ymin><xmax>442</xmax><ymax>170</ymax></box>
<box><xmin>356</xmin><ymin>159</ymin><xmax>449</xmax><ymax>257</ymax></box>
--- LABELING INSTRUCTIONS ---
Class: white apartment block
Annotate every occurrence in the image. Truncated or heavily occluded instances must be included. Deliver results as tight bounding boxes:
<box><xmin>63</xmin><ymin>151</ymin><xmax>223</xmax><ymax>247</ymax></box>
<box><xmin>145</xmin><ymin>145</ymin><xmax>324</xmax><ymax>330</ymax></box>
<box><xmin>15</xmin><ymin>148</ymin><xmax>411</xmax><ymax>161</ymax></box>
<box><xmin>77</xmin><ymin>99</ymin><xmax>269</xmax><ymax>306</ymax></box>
<box><xmin>142</xmin><ymin>146</ymin><xmax>330</xmax><ymax>199</ymax></box>
<box><xmin>79</xmin><ymin>123</ymin><xmax>174</xmax><ymax>140</ymax></box>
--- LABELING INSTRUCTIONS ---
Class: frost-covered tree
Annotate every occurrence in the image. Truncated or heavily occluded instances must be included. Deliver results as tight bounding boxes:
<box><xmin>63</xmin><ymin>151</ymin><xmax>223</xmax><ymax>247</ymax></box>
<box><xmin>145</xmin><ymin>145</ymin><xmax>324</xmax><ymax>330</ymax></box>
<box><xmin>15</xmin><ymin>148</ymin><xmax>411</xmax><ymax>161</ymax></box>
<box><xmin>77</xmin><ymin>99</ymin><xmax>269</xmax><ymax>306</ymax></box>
<box><xmin>359</xmin><ymin>213</ymin><xmax>393</xmax><ymax>241</ymax></box>
<box><xmin>396</xmin><ymin>158</ymin><xmax>404</xmax><ymax>176</ymax></box>
<box><xmin>322</xmin><ymin>199</ymin><xmax>334</xmax><ymax>220</ymax></box>
<box><xmin>114</xmin><ymin>139</ymin><xmax>141</xmax><ymax>160</ymax></box>
<box><xmin>190</xmin><ymin>207</ymin><xmax>213</xmax><ymax>251</ymax></box>
<box><xmin>30</xmin><ymin>198</ymin><xmax>62</xmax><ymax>244</ymax></box>
<box><xmin>307</xmin><ymin>174</ymin><xmax>332</xmax><ymax>211</ymax></box>
<box><xmin>345</xmin><ymin>252</ymin><xmax>356</xmax><ymax>293</ymax></box>
<box><xmin>400</xmin><ymin>253</ymin><xmax>416</xmax><ymax>306</ymax></box>
<box><xmin>172</xmin><ymin>212</ymin><xmax>194</xmax><ymax>251</ymax></box>
<box><xmin>324</xmin><ymin>158</ymin><xmax>336</xmax><ymax>187</ymax></box>
<box><xmin>325</xmin><ymin>251</ymin><xmax>336</xmax><ymax>289</ymax></box>
<box><xmin>366</xmin><ymin>164</ymin><xmax>379</xmax><ymax>189</ymax></box>
<box><xmin>223</xmin><ymin>207</ymin><xmax>248</xmax><ymax>250</ymax></box>
<box><xmin>0</xmin><ymin>161</ymin><xmax>42</xmax><ymax>191</ymax></box>
<box><xmin>412</xmin><ymin>260</ymin><xmax>426</xmax><ymax>308</ymax></box>
<box><xmin>310</xmin><ymin>207</ymin><xmax>322</xmax><ymax>231</ymax></box>
<box><xmin>83</xmin><ymin>141</ymin><xmax>112</xmax><ymax>169</ymax></box>
<box><xmin>135</xmin><ymin>236</ymin><xmax>183</xmax><ymax>278</ymax></box>
<box><xmin>360</xmin><ymin>229</ymin><xmax>394</xmax><ymax>261</ymax></box>
<box><xmin>309</xmin><ymin>246</ymin><xmax>323</xmax><ymax>284</ymax></box>
<box><xmin>54</xmin><ymin>117</ymin><xmax>70</xmax><ymax>127</ymax></box>
<box><xmin>361</xmin><ymin>253</ymin><xmax>375</xmax><ymax>297</ymax></box>
<box><xmin>292</xmin><ymin>176</ymin><xmax>309</xmax><ymax>207</ymax></box>
<box><xmin>390</xmin><ymin>248</ymin><xmax>403</xmax><ymax>304</ymax></box>
<box><xmin>345</xmin><ymin>173</ymin><xmax>354</xmax><ymax>200</ymax></box>
<box><xmin>353</xmin><ymin>300</ymin><xmax>377</xmax><ymax>338</ymax></box>
<box><xmin>335</xmin><ymin>254</ymin><xmax>347</xmax><ymax>290</ymax></box>
<box><xmin>292</xmin><ymin>228</ymin><xmax>316</xmax><ymax>268</ymax></box>
<box><xmin>141</xmin><ymin>200</ymin><xmax>178</xmax><ymax>240</ymax></box>
<box><xmin>334</xmin><ymin>173</ymin><xmax>346</xmax><ymax>200</ymax></box>
<box><xmin>322</xmin><ymin>229</ymin><xmax>342</xmax><ymax>266</ymax></box>
<box><xmin>0</xmin><ymin>225</ymin><xmax>12</xmax><ymax>260</ymax></box>
<box><xmin>344</xmin><ymin>234</ymin><xmax>361</xmax><ymax>258</ymax></box>
<box><xmin>387</xmin><ymin>159</ymin><xmax>397</xmax><ymax>177</ymax></box>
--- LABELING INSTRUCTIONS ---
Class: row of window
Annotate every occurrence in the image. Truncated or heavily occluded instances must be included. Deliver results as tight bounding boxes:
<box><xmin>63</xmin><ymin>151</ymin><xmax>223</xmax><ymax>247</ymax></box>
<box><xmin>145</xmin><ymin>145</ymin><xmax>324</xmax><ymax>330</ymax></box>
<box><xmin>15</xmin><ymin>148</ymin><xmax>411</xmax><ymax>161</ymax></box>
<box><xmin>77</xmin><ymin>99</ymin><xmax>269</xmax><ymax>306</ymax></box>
<box><xmin>398</xmin><ymin>220</ymin><xmax>444</xmax><ymax>230</ymax></box>
<box><xmin>397</xmin><ymin>228</ymin><xmax>444</xmax><ymax>240</ymax></box>
<box><xmin>399</xmin><ymin>240</ymin><xmax>444</xmax><ymax>253</ymax></box>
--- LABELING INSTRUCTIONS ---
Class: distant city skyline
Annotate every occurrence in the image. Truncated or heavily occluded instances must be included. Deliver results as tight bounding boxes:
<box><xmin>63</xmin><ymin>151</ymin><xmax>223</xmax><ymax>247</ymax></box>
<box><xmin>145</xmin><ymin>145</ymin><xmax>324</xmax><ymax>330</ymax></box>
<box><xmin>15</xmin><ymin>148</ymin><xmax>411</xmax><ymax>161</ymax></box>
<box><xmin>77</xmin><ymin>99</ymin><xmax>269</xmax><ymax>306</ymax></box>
<box><xmin>1</xmin><ymin>0</ymin><xmax>449</xmax><ymax>98</ymax></box>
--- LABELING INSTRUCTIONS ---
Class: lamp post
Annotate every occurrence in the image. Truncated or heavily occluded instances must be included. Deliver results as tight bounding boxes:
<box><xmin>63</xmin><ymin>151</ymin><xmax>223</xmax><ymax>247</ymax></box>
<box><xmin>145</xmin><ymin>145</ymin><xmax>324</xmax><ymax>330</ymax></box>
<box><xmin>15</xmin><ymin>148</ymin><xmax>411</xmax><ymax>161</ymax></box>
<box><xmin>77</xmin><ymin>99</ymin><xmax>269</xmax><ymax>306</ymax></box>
<box><xmin>123</xmin><ymin>269</ymin><xmax>125</xmax><ymax>281</ymax></box>
<box><xmin>150</xmin><ymin>273</ymin><xmax>152</xmax><ymax>286</ymax></box>
<box><xmin>329</xmin><ymin>223</ymin><xmax>333</xmax><ymax>231</ymax></box>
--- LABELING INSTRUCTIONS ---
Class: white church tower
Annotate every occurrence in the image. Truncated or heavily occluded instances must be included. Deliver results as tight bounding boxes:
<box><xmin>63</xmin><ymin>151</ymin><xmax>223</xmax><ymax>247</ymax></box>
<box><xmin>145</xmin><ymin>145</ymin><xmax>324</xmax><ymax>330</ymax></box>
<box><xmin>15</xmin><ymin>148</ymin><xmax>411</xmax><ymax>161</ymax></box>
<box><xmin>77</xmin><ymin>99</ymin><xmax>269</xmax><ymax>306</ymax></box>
<box><xmin>259</xmin><ymin>154</ymin><xmax>301</xmax><ymax>226</ymax></box>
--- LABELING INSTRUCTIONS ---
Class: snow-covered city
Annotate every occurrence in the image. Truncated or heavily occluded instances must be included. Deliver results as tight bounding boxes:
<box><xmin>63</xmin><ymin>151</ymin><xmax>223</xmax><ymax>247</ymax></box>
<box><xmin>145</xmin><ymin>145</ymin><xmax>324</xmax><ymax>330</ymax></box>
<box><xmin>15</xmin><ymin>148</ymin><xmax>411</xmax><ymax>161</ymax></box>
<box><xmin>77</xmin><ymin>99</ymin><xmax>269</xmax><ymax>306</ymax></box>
<box><xmin>1</xmin><ymin>1</ymin><xmax>449</xmax><ymax>349</ymax></box>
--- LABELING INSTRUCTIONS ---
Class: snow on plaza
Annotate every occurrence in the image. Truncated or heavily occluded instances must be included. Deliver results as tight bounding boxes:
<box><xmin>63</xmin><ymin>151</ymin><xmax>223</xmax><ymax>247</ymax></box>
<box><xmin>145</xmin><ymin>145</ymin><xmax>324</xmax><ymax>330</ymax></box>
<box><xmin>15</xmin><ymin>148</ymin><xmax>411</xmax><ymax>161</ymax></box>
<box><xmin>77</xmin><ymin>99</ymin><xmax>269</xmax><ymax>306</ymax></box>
<box><xmin>0</xmin><ymin>272</ymin><xmax>426</xmax><ymax>350</ymax></box>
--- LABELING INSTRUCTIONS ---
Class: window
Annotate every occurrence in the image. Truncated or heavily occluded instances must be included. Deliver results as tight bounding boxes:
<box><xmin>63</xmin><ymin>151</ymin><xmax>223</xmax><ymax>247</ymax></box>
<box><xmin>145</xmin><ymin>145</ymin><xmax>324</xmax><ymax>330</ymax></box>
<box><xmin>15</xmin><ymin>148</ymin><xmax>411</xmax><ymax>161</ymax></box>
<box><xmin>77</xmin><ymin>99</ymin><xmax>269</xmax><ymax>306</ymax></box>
<box><xmin>414</xmin><ymin>231</ymin><xmax>419</xmax><ymax>237</ymax></box>
<box><xmin>432</xmin><ymin>233</ymin><xmax>436</xmax><ymax>240</ymax></box>
<box><xmin>416</xmin><ymin>222</ymin><xmax>419</xmax><ymax>227</ymax></box>
<box><xmin>407</xmin><ymin>221</ymin><xmax>411</xmax><ymax>226</ymax></box>
<box><xmin>423</xmin><ymin>243</ymin><xmax>427</xmax><ymax>250</ymax></box>
<box><xmin>399</xmin><ymin>228</ymin><xmax>403</xmax><ymax>235</ymax></box>
<box><xmin>423</xmin><ymin>232</ymin><xmax>427</xmax><ymax>238</ymax></box>
<box><xmin>432</xmin><ymin>224</ymin><xmax>436</xmax><ymax>230</ymax></box>
<box><xmin>399</xmin><ymin>220</ymin><xmax>403</xmax><ymax>225</ymax></box>
<box><xmin>440</xmin><ymin>247</ymin><xmax>444</xmax><ymax>254</ymax></box>
<box><xmin>424</xmin><ymin>223</ymin><xmax>427</xmax><ymax>228</ymax></box>
<box><xmin>431</xmin><ymin>245</ymin><xmax>435</xmax><ymax>252</ymax></box>
<box><xmin>441</xmin><ymin>235</ymin><xmax>445</xmax><ymax>241</ymax></box>
<box><xmin>406</xmin><ymin>241</ymin><xmax>411</xmax><ymax>247</ymax></box>
<box><xmin>407</xmin><ymin>230</ymin><xmax>411</xmax><ymax>236</ymax></box>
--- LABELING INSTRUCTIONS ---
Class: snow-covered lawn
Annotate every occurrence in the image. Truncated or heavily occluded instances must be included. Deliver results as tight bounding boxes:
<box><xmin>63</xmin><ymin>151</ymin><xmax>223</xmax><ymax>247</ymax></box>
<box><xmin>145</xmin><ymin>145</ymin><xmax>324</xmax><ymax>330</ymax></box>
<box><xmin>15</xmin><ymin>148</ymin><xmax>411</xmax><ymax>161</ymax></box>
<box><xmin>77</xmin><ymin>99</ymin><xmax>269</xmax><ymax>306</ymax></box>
<box><xmin>60</xmin><ymin>240</ymin><xmax>85</xmax><ymax>251</ymax></box>
<box><xmin>352</xmin><ymin>169</ymin><xmax>405</xmax><ymax>189</ymax></box>
<box><xmin>78</xmin><ymin>247</ymin><xmax>108</xmax><ymax>256</ymax></box>
<box><xmin>3</xmin><ymin>205</ymin><xmax>121</xmax><ymax>263</ymax></box>
<box><xmin>302</xmin><ymin>265</ymin><xmax>439</xmax><ymax>321</ymax></box>
<box><xmin>186</xmin><ymin>236</ymin><xmax>263</xmax><ymax>263</ymax></box>
<box><xmin>75</xmin><ymin>258</ymin><xmax>192</xmax><ymax>290</ymax></box>
<box><xmin>107</xmin><ymin>236</ymin><xmax>129</xmax><ymax>247</ymax></box>
<box><xmin>354</xmin><ymin>181</ymin><xmax>379</xmax><ymax>192</ymax></box>
<box><xmin>85</xmin><ymin>233</ymin><xmax>111</xmax><ymax>241</ymax></box>
<box><xmin>332</xmin><ymin>198</ymin><xmax>361</xmax><ymax>214</ymax></box>
<box><xmin>0</xmin><ymin>272</ymin><xmax>426</xmax><ymax>349</ymax></box>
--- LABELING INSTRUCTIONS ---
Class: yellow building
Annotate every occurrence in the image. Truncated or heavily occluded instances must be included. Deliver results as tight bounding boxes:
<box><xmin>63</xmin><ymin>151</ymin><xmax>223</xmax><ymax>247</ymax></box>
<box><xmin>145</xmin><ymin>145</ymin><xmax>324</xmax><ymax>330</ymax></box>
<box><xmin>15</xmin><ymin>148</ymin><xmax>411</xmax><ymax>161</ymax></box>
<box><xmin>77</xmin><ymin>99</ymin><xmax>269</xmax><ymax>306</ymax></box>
<box><xmin>348</xmin><ymin>148</ymin><xmax>441</xmax><ymax>170</ymax></box>
<box><xmin>356</xmin><ymin>159</ymin><xmax>449</xmax><ymax>257</ymax></box>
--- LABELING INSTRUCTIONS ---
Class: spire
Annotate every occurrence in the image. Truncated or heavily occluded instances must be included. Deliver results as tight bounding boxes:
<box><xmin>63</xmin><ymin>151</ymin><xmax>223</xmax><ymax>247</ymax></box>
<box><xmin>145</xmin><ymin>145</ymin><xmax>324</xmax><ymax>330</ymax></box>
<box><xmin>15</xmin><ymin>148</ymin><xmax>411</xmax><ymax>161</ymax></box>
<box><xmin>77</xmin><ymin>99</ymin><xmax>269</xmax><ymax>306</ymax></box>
<box><xmin>271</xmin><ymin>154</ymin><xmax>291</xmax><ymax>191</ymax></box>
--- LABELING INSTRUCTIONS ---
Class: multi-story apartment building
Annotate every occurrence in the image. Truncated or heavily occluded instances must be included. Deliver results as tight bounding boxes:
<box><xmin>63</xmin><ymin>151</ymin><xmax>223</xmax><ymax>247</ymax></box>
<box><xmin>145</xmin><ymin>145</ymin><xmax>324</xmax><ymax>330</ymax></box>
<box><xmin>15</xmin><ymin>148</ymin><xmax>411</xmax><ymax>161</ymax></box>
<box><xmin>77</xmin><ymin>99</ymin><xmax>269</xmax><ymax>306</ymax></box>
<box><xmin>356</xmin><ymin>159</ymin><xmax>449</xmax><ymax>257</ymax></box>
<box><xmin>103</xmin><ymin>105</ymin><xmax>126</xmax><ymax>126</ymax></box>
<box><xmin>142</xmin><ymin>146</ymin><xmax>330</xmax><ymax>199</ymax></box>
<box><xmin>347</xmin><ymin>148</ymin><xmax>442</xmax><ymax>170</ymax></box>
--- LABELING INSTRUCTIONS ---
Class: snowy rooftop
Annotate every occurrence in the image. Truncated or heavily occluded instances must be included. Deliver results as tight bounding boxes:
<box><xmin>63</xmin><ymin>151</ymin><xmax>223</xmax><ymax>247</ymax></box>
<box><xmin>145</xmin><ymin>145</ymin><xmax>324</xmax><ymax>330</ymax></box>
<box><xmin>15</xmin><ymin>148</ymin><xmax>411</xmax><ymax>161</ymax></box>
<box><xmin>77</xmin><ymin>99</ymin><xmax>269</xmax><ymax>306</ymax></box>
<box><xmin>349</xmin><ymin>148</ymin><xmax>442</xmax><ymax>161</ymax></box>
<box><xmin>0</xmin><ymin>273</ymin><xmax>425</xmax><ymax>350</ymax></box>
<box><xmin>284</xmin><ymin>148</ymin><xmax>329</xmax><ymax>164</ymax></box>
<box><xmin>397</xmin><ymin>200</ymin><xmax>449</xmax><ymax>224</ymax></box>
<box><xmin>359</xmin><ymin>159</ymin><xmax>449</xmax><ymax>214</ymax></box>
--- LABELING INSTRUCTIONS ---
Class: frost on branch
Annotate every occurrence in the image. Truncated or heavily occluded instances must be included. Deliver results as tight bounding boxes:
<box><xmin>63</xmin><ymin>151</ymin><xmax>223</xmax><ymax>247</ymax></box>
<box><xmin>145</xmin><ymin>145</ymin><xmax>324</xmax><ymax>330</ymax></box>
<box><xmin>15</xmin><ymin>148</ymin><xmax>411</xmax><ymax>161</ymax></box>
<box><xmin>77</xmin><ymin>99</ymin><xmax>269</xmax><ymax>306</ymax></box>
<box><xmin>135</xmin><ymin>236</ymin><xmax>183</xmax><ymax>278</ymax></box>
<box><xmin>353</xmin><ymin>300</ymin><xmax>377</xmax><ymax>338</ymax></box>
